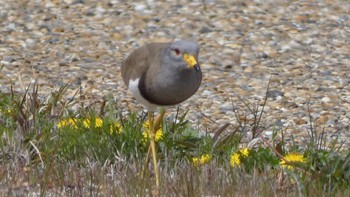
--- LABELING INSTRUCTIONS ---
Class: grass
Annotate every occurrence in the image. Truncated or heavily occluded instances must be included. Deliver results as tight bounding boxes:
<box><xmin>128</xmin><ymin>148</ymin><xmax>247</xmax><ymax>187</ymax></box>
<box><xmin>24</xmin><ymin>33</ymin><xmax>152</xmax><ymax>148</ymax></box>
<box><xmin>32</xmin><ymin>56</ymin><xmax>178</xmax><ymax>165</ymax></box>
<box><xmin>1</xmin><ymin>81</ymin><xmax>350</xmax><ymax>196</ymax></box>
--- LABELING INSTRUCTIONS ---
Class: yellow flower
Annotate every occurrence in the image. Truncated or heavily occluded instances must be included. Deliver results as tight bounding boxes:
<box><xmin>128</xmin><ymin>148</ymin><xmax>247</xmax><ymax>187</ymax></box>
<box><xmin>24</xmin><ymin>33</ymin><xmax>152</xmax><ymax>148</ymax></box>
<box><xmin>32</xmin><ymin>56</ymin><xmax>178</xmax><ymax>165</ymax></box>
<box><xmin>192</xmin><ymin>154</ymin><xmax>212</xmax><ymax>166</ymax></box>
<box><xmin>142</xmin><ymin>120</ymin><xmax>163</xmax><ymax>142</ymax></box>
<box><xmin>0</xmin><ymin>109</ymin><xmax>11</xmax><ymax>115</ymax></box>
<box><xmin>83</xmin><ymin>117</ymin><xmax>103</xmax><ymax>128</ymax></box>
<box><xmin>230</xmin><ymin>148</ymin><xmax>250</xmax><ymax>167</ymax></box>
<box><xmin>109</xmin><ymin>121</ymin><xmax>122</xmax><ymax>134</ymax></box>
<box><xmin>280</xmin><ymin>152</ymin><xmax>305</xmax><ymax>169</ymax></box>
<box><xmin>57</xmin><ymin>118</ymin><xmax>77</xmax><ymax>129</ymax></box>
<box><xmin>142</xmin><ymin>129</ymin><xmax>163</xmax><ymax>142</ymax></box>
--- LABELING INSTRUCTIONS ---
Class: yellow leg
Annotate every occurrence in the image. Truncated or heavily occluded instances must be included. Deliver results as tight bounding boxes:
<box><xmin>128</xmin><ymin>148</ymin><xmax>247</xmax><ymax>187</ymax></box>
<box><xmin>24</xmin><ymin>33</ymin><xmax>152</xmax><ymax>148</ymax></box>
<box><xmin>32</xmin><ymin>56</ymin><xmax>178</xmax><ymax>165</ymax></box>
<box><xmin>141</xmin><ymin>113</ymin><xmax>153</xmax><ymax>179</ymax></box>
<box><xmin>142</xmin><ymin>144</ymin><xmax>151</xmax><ymax>178</ymax></box>
<box><xmin>154</xmin><ymin>108</ymin><xmax>166</xmax><ymax>131</ymax></box>
<box><xmin>144</xmin><ymin>109</ymin><xmax>166</xmax><ymax>189</ymax></box>
<box><xmin>147</xmin><ymin>111</ymin><xmax>160</xmax><ymax>188</ymax></box>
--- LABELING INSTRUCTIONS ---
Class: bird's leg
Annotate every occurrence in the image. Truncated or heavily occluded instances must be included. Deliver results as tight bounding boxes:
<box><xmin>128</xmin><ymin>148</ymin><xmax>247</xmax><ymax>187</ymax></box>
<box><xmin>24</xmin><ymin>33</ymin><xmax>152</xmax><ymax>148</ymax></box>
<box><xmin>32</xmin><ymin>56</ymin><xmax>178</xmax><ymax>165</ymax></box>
<box><xmin>142</xmin><ymin>144</ymin><xmax>152</xmax><ymax>178</ymax></box>
<box><xmin>142</xmin><ymin>109</ymin><xmax>165</xmax><ymax>188</ymax></box>
<box><xmin>154</xmin><ymin>108</ymin><xmax>166</xmax><ymax>131</ymax></box>
<box><xmin>142</xmin><ymin>112</ymin><xmax>154</xmax><ymax>178</ymax></box>
<box><xmin>151</xmin><ymin>108</ymin><xmax>165</xmax><ymax>188</ymax></box>
<box><xmin>147</xmin><ymin>111</ymin><xmax>160</xmax><ymax>188</ymax></box>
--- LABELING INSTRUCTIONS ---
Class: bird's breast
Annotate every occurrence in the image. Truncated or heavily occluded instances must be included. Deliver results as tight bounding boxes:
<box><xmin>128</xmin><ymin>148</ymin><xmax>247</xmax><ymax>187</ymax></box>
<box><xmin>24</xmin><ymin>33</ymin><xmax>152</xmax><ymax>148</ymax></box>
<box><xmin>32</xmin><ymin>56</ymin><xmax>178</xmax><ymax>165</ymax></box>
<box><xmin>139</xmin><ymin>69</ymin><xmax>201</xmax><ymax>106</ymax></box>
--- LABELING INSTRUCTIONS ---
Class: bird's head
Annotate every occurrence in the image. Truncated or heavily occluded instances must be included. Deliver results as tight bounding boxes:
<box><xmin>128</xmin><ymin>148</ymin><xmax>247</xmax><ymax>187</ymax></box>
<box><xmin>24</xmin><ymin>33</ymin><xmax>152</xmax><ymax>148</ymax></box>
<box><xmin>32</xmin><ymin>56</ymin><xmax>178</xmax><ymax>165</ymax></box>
<box><xmin>166</xmin><ymin>40</ymin><xmax>200</xmax><ymax>71</ymax></box>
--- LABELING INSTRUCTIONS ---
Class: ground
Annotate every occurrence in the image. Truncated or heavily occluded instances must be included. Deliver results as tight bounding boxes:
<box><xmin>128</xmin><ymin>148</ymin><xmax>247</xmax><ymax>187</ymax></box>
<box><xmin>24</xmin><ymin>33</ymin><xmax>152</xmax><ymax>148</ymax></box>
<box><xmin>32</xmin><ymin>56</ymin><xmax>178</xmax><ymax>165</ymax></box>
<box><xmin>1</xmin><ymin>0</ymin><xmax>350</xmax><ymax>147</ymax></box>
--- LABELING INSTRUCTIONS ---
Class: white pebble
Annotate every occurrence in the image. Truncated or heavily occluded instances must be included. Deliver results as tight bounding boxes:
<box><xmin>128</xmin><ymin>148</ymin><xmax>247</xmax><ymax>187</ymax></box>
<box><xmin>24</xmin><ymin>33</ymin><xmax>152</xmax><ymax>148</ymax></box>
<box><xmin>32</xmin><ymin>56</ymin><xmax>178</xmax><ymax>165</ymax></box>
<box><xmin>134</xmin><ymin>4</ymin><xmax>146</xmax><ymax>11</ymax></box>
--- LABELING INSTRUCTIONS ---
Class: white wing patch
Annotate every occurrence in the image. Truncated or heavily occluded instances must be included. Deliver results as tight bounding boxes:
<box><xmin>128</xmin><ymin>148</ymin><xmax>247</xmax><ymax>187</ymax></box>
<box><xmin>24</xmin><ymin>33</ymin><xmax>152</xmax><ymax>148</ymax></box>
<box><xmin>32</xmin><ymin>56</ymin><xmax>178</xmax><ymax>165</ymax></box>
<box><xmin>129</xmin><ymin>78</ymin><xmax>159</xmax><ymax>112</ymax></box>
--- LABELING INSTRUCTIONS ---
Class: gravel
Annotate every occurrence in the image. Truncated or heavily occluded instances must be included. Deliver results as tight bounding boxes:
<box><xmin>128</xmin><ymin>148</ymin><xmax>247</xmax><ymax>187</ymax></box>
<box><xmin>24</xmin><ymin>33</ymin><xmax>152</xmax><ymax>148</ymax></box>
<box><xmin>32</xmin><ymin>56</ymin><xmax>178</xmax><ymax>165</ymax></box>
<box><xmin>1</xmin><ymin>0</ymin><xmax>349</xmax><ymax>147</ymax></box>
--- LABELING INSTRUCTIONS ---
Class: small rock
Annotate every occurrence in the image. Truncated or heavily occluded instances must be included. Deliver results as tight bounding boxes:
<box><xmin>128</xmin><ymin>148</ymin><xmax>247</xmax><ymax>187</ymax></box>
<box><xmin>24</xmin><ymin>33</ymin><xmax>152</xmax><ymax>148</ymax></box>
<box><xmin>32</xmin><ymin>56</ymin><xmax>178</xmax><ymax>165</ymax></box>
<box><xmin>199</xmin><ymin>26</ymin><xmax>212</xmax><ymax>34</ymax></box>
<box><xmin>293</xmin><ymin>118</ymin><xmax>307</xmax><ymax>125</ymax></box>
<box><xmin>135</xmin><ymin>4</ymin><xmax>146</xmax><ymax>11</ymax></box>
<box><xmin>315</xmin><ymin>115</ymin><xmax>328</xmax><ymax>125</ymax></box>
<box><xmin>321</xmin><ymin>96</ymin><xmax>331</xmax><ymax>103</ymax></box>
<box><xmin>267</xmin><ymin>90</ymin><xmax>284</xmax><ymax>100</ymax></box>
<box><xmin>59</xmin><ymin>62</ymin><xmax>69</xmax><ymax>67</ymax></box>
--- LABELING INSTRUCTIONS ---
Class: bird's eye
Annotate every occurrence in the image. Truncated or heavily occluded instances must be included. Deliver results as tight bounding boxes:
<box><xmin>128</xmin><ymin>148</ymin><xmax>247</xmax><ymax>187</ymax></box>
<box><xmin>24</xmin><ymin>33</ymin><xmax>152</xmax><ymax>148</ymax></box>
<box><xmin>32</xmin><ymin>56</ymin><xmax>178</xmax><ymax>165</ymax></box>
<box><xmin>173</xmin><ymin>48</ymin><xmax>181</xmax><ymax>56</ymax></box>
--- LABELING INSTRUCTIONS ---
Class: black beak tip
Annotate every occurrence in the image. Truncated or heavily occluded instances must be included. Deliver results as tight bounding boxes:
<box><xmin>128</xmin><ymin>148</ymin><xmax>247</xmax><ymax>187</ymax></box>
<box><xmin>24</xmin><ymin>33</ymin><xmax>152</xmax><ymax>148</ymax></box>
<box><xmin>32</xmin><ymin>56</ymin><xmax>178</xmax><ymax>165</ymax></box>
<box><xmin>194</xmin><ymin>64</ymin><xmax>200</xmax><ymax>71</ymax></box>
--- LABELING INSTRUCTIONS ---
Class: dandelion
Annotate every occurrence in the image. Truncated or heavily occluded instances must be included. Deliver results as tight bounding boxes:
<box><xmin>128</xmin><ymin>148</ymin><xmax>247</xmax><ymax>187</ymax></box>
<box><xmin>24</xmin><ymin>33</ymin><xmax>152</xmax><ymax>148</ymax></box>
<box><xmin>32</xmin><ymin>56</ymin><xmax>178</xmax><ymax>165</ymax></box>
<box><xmin>57</xmin><ymin>118</ymin><xmax>77</xmax><ymax>129</ymax></box>
<box><xmin>192</xmin><ymin>154</ymin><xmax>212</xmax><ymax>166</ymax></box>
<box><xmin>230</xmin><ymin>148</ymin><xmax>250</xmax><ymax>167</ymax></box>
<box><xmin>280</xmin><ymin>152</ymin><xmax>305</xmax><ymax>170</ymax></box>
<box><xmin>109</xmin><ymin>121</ymin><xmax>122</xmax><ymax>134</ymax></box>
<box><xmin>0</xmin><ymin>108</ymin><xmax>11</xmax><ymax>116</ymax></box>
<box><xmin>142</xmin><ymin>129</ymin><xmax>163</xmax><ymax>142</ymax></box>
<box><xmin>142</xmin><ymin>120</ymin><xmax>163</xmax><ymax>142</ymax></box>
<box><xmin>83</xmin><ymin>117</ymin><xmax>103</xmax><ymax>128</ymax></box>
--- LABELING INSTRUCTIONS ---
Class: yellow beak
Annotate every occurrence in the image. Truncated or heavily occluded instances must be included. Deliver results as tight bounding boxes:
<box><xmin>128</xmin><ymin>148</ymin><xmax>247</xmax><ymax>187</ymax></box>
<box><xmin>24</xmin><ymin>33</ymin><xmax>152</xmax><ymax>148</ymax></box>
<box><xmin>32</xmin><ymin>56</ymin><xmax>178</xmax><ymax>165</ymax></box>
<box><xmin>183</xmin><ymin>53</ymin><xmax>198</xmax><ymax>69</ymax></box>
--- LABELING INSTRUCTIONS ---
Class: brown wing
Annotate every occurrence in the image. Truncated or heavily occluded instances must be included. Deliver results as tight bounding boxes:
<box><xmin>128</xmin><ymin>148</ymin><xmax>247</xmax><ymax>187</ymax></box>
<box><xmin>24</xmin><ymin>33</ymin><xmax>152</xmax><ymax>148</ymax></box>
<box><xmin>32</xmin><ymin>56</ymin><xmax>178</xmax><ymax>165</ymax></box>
<box><xmin>121</xmin><ymin>45</ymin><xmax>148</xmax><ymax>86</ymax></box>
<box><xmin>121</xmin><ymin>43</ymin><xmax>170</xmax><ymax>86</ymax></box>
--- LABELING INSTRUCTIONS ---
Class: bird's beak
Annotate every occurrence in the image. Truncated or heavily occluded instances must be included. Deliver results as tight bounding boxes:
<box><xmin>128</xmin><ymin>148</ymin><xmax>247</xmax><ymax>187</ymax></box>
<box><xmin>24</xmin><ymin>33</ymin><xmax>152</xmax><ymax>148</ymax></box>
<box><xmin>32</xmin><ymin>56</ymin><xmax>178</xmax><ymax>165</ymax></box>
<box><xmin>183</xmin><ymin>53</ymin><xmax>200</xmax><ymax>71</ymax></box>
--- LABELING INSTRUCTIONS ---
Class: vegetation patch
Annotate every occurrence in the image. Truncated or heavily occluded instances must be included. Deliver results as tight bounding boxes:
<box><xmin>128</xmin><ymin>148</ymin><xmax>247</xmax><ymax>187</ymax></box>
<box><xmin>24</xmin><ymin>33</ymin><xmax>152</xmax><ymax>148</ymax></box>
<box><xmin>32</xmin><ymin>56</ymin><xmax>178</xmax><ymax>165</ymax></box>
<box><xmin>0</xmin><ymin>82</ymin><xmax>350</xmax><ymax>196</ymax></box>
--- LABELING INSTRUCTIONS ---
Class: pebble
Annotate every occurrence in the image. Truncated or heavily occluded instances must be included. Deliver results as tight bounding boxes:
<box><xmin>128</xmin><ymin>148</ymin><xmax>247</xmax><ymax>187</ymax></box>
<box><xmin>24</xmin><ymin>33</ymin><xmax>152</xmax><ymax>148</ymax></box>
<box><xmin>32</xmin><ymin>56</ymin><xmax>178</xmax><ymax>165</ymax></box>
<box><xmin>134</xmin><ymin>4</ymin><xmax>146</xmax><ymax>11</ymax></box>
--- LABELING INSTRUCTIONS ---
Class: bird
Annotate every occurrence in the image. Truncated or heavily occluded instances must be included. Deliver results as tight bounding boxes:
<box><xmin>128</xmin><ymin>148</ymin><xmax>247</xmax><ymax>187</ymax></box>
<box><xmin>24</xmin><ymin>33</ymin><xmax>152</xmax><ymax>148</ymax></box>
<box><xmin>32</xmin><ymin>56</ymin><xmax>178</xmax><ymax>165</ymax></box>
<box><xmin>121</xmin><ymin>40</ymin><xmax>202</xmax><ymax>188</ymax></box>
